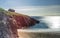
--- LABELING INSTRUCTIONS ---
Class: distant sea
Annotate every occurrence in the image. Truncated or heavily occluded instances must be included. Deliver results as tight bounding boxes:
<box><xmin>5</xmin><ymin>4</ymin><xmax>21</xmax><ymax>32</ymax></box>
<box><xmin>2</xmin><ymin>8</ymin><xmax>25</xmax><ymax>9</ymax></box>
<box><xmin>29</xmin><ymin>16</ymin><xmax>49</xmax><ymax>29</ymax></box>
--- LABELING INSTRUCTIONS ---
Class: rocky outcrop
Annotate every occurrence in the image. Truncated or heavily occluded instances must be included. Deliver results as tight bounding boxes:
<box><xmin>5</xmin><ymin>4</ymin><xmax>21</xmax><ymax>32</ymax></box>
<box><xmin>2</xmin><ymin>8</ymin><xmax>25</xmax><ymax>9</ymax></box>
<box><xmin>0</xmin><ymin>8</ymin><xmax>39</xmax><ymax>38</ymax></box>
<box><xmin>0</xmin><ymin>11</ymin><xmax>13</xmax><ymax>38</ymax></box>
<box><xmin>8</xmin><ymin>9</ymin><xmax>15</xmax><ymax>12</ymax></box>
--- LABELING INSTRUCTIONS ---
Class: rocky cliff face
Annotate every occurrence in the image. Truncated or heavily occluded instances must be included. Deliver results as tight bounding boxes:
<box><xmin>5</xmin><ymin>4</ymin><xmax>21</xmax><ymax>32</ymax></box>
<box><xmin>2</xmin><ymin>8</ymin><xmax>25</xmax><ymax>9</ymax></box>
<box><xmin>0</xmin><ymin>8</ymin><xmax>39</xmax><ymax>38</ymax></box>
<box><xmin>0</xmin><ymin>11</ymin><xmax>14</xmax><ymax>38</ymax></box>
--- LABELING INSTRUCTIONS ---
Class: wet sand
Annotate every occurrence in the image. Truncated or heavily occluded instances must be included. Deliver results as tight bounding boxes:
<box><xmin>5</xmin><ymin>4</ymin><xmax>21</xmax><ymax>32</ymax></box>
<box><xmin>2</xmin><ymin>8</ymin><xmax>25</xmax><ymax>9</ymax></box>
<box><xmin>18</xmin><ymin>29</ymin><xmax>60</xmax><ymax>38</ymax></box>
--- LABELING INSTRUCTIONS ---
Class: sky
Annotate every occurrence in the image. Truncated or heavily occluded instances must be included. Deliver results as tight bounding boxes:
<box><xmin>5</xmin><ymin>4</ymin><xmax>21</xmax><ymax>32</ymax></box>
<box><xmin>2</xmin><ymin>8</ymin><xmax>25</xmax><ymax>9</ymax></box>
<box><xmin>0</xmin><ymin>0</ymin><xmax>60</xmax><ymax>16</ymax></box>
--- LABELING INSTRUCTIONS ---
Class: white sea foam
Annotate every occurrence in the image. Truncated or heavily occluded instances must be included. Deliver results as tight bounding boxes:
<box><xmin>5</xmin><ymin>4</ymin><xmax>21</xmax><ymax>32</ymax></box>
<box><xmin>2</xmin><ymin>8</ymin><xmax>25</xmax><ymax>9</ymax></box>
<box><xmin>43</xmin><ymin>16</ymin><xmax>60</xmax><ymax>29</ymax></box>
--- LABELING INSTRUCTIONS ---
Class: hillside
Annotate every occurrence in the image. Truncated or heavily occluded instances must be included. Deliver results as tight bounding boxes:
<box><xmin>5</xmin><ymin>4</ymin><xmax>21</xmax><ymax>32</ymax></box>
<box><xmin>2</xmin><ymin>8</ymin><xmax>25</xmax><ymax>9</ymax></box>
<box><xmin>0</xmin><ymin>8</ymin><xmax>39</xmax><ymax>38</ymax></box>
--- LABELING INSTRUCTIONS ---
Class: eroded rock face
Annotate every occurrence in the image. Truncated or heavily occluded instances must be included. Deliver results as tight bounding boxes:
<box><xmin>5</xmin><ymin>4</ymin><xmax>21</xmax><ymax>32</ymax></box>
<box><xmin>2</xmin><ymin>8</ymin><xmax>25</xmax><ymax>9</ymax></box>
<box><xmin>0</xmin><ymin>9</ymin><xmax>39</xmax><ymax>38</ymax></box>
<box><xmin>0</xmin><ymin>12</ymin><xmax>12</xmax><ymax>38</ymax></box>
<box><xmin>0</xmin><ymin>11</ymin><xmax>23</xmax><ymax>38</ymax></box>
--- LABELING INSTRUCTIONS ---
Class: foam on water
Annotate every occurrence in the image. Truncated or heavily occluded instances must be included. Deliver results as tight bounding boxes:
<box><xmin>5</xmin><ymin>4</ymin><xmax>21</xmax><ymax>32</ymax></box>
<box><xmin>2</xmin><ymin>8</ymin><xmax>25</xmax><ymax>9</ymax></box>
<box><xmin>30</xmin><ymin>16</ymin><xmax>60</xmax><ymax>29</ymax></box>
<box><xmin>44</xmin><ymin>16</ymin><xmax>60</xmax><ymax>29</ymax></box>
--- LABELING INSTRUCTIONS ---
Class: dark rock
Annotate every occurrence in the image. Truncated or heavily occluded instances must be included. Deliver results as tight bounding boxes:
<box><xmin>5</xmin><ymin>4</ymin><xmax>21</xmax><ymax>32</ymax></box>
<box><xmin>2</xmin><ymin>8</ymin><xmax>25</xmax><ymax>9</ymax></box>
<box><xmin>8</xmin><ymin>9</ymin><xmax>15</xmax><ymax>12</ymax></box>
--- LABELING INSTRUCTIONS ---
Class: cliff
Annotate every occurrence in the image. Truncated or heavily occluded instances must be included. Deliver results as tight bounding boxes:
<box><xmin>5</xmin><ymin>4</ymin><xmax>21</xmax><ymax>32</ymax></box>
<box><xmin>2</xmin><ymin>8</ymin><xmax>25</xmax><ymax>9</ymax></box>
<box><xmin>0</xmin><ymin>8</ymin><xmax>39</xmax><ymax>38</ymax></box>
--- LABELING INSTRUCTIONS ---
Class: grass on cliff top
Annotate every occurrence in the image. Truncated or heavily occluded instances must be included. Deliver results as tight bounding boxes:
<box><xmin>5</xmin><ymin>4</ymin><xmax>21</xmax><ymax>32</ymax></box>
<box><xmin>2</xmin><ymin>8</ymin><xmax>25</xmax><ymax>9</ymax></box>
<box><xmin>0</xmin><ymin>8</ymin><xmax>29</xmax><ymax>17</ymax></box>
<box><xmin>0</xmin><ymin>8</ymin><xmax>5</xmax><ymax>12</ymax></box>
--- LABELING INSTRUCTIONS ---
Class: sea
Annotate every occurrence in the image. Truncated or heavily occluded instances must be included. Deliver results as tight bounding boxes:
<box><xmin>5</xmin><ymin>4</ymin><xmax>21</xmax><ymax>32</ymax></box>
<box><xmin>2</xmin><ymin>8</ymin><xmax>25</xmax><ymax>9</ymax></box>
<box><xmin>29</xmin><ymin>16</ymin><xmax>49</xmax><ymax>29</ymax></box>
<box><xmin>29</xmin><ymin>16</ymin><xmax>60</xmax><ymax>29</ymax></box>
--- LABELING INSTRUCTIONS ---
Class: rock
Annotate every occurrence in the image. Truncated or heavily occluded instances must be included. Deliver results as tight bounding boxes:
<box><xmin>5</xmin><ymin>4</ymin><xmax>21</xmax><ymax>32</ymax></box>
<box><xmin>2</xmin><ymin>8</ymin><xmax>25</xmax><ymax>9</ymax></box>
<box><xmin>0</xmin><ymin>12</ymin><xmax>12</xmax><ymax>38</ymax></box>
<box><xmin>0</xmin><ymin>8</ymin><xmax>39</xmax><ymax>38</ymax></box>
<box><xmin>8</xmin><ymin>9</ymin><xmax>15</xmax><ymax>12</ymax></box>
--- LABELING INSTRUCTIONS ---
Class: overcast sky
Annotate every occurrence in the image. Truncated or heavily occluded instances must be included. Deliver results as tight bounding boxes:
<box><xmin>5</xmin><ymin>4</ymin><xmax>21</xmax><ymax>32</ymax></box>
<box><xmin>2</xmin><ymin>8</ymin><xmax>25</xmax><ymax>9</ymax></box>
<box><xmin>0</xmin><ymin>0</ymin><xmax>60</xmax><ymax>16</ymax></box>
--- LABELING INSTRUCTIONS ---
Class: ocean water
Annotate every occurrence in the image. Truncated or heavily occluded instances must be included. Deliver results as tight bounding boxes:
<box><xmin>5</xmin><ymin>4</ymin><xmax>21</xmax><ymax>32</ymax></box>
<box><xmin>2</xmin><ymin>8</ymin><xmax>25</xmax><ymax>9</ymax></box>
<box><xmin>29</xmin><ymin>16</ymin><xmax>60</xmax><ymax>29</ymax></box>
<box><xmin>29</xmin><ymin>16</ymin><xmax>49</xmax><ymax>29</ymax></box>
